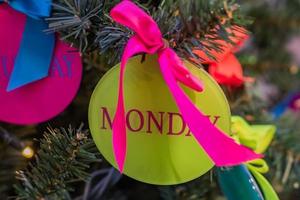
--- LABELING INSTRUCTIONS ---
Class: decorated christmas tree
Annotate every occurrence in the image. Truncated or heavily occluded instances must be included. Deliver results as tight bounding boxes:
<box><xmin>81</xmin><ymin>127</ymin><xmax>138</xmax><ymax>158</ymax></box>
<box><xmin>0</xmin><ymin>0</ymin><xmax>299</xmax><ymax>199</ymax></box>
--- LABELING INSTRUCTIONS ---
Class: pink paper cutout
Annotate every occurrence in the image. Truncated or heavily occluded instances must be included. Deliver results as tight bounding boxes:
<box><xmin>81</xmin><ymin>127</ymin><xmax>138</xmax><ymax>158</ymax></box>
<box><xmin>0</xmin><ymin>4</ymin><xmax>82</xmax><ymax>125</ymax></box>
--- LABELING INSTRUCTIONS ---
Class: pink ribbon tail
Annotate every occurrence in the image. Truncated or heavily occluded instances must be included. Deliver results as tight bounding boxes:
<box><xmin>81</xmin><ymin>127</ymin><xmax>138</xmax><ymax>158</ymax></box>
<box><xmin>112</xmin><ymin>36</ymin><xmax>158</xmax><ymax>172</ymax></box>
<box><xmin>111</xmin><ymin>0</ymin><xmax>261</xmax><ymax>172</ymax></box>
<box><xmin>158</xmin><ymin>48</ymin><xmax>262</xmax><ymax>166</ymax></box>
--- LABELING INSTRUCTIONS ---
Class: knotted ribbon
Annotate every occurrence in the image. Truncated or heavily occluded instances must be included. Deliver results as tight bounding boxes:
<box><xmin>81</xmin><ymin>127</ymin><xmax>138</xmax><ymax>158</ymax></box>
<box><xmin>231</xmin><ymin>116</ymin><xmax>279</xmax><ymax>200</ymax></box>
<box><xmin>110</xmin><ymin>0</ymin><xmax>261</xmax><ymax>172</ymax></box>
<box><xmin>0</xmin><ymin>0</ymin><xmax>54</xmax><ymax>91</ymax></box>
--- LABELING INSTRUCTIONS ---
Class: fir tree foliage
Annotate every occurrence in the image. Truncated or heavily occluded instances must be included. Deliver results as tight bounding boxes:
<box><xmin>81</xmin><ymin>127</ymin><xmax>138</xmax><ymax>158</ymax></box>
<box><xmin>47</xmin><ymin>0</ymin><xmax>105</xmax><ymax>52</ymax></box>
<box><xmin>156</xmin><ymin>0</ymin><xmax>252</xmax><ymax>61</ymax></box>
<box><xmin>47</xmin><ymin>0</ymin><xmax>251</xmax><ymax>64</ymax></box>
<box><xmin>14</xmin><ymin>125</ymin><xmax>100</xmax><ymax>200</ymax></box>
<box><xmin>0</xmin><ymin>0</ymin><xmax>298</xmax><ymax>199</ymax></box>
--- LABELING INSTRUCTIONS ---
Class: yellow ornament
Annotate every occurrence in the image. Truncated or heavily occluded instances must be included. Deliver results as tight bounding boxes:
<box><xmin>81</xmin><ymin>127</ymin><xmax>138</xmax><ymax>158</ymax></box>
<box><xmin>89</xmin><ymin>55</ymin><xmax>231</xmax><ymax>185</ymax></box>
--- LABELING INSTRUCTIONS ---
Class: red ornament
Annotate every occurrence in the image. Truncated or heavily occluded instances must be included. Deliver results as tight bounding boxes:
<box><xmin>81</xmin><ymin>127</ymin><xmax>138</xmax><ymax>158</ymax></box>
<box><xmin>193</xmin><ymin>27</ymin><xmax>253</xmax><ymax>87</ymax></box>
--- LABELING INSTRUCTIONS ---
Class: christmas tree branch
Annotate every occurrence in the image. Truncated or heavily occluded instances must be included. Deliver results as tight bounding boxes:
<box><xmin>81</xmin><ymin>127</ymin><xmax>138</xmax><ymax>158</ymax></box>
<box><xmin>47</xmin><ymin>0</ymin><xmax>251</xmax><ymax>64</ymax></box>
<box><xmin>14</xmin><ymin>125</ymin><xmax>101</xmax><ymax>200</ymax></box>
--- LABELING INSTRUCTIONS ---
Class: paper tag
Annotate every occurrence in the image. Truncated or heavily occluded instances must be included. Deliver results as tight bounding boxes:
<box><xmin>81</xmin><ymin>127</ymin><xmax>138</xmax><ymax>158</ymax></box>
<box><xmin>89</xmin><ymin>55</ymin><xmax>231</xmax><ymax>185</ymax></box>
<box><xmin>0</xmin><ymin>5</ymin><xmax>82</xmax><ymax>125</ymax></box>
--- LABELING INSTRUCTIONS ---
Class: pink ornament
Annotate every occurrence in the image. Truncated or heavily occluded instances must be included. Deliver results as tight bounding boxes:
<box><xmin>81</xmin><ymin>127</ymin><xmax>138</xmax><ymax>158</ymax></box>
<box><xmin>0</xmin><ymin>4</ymin><xmax>82</xmax><ymax>125</ymax></box>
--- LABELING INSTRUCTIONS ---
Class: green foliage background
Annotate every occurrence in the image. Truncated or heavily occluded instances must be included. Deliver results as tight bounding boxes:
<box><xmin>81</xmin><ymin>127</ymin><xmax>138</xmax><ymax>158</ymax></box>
<box><xmin>0</xmin><ymin>0</ymin><xmax>300</xmax><ymax>199</ymax></box>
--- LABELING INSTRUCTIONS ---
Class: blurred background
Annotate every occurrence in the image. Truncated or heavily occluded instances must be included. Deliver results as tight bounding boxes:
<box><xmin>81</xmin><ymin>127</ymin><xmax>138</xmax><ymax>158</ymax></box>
<box><xmin>1</xmin><ymin>0</ymin><xmax>300</xmax><ymax>199</ymax></box>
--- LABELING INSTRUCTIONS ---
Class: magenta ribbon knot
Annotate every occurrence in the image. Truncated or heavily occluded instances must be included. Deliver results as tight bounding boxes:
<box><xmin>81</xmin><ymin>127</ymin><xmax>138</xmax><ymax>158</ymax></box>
<box><xmin>110</xmin><ymin>0</ymin><xmax>261</xmax><ymax>172</ymax></box>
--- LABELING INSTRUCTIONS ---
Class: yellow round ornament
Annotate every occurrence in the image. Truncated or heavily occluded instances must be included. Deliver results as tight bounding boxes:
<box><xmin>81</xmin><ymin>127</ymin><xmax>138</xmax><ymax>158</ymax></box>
<box><xmin>89</xmin><ymin>55</ymin><xmax>231</xmax><ymax>185</ymax></box>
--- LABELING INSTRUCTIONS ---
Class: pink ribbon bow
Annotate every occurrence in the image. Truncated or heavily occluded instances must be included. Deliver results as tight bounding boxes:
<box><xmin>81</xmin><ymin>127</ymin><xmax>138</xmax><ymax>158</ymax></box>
<box><xmin>110</xmin><ymin>0</ymin><xmax>261</xmax><ymax>172</ymax></box>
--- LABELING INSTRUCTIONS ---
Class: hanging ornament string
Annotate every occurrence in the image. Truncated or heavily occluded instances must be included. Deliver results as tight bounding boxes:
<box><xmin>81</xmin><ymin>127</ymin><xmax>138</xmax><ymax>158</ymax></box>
<box><xmin>0</xmin><ymin>1</ymin><xmax>54</xmax><ymax>91</ymax></box>
<box><xmin>110</xmin><ymin>0</ymin><xmax>261</xmax><ymax>172</ymax></box>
